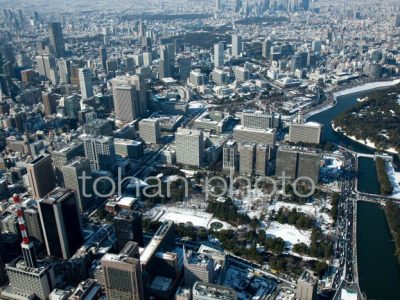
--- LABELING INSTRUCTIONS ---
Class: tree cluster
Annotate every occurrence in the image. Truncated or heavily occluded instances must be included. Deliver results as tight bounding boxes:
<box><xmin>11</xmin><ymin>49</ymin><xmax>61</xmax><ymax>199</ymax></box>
<box><xmin>384</xmin><ymin>200</ymin><xmax>400</xmax><ymax>264</ymax></box>
<box><xmin>273</xmin><ymin>207</ymin><xmax>315</xmax><ymax>230</ymax></box>
<box><xmin>375</xmin><ymin>157</ymin><xmax>393</xmax><ymax>196</ymax></box>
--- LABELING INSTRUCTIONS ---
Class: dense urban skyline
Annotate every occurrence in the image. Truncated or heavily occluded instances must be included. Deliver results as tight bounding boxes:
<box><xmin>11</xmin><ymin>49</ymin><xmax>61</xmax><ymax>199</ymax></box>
<box><xmin>0</xmin><ymin>0</ymin><xmax>400</xmax><ymax>300</ymax></box>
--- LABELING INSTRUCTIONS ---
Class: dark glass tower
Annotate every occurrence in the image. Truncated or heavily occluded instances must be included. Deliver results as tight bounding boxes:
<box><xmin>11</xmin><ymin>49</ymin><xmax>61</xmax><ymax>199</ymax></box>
<box><xmin>48</xmin><ymin>22</ymin><xmax>65</xmax><ymax>58</ymax></box>
<box><xmin>114</xmin><ymin>210</ymin><xmax>144</xmax><ymax>251</ymax></box>
<box><xmin>38</xmin><ymin>188</ymin><xmax>83</xmax><ymax>259</ymax></box>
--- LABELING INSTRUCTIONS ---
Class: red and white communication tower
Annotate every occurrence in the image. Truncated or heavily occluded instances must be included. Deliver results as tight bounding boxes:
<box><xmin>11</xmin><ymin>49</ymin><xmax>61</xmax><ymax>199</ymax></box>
<box><xmin>13</xmin><ymin>194</ymin><xmax>37</xmax><ymax>268</ymax></box>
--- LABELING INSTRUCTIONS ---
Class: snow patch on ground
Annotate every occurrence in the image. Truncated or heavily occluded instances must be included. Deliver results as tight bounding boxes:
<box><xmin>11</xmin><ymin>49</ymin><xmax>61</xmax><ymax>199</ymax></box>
<box><xmin>385</xmin><ymin>162</ymin><xmax>400</xmax><ymax>199</ymax></box>
<box><xmin>265</xmin><ymin>221</ymin><xmax>311</xmax><ymax>247</ymax></box>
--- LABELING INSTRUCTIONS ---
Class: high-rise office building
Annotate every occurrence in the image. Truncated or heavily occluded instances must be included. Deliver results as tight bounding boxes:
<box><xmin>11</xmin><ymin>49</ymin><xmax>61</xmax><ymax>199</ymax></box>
<box><xmin>143</xmin><ymin>52</ymin><xmax>152</xmax><ymax>67</ymax></box>
<box><xmin>113</xmin><ymin>85</ymin><xmax>138</xmax><ymax>123</ymax></box>
<box><xmin>58</xmin><ymin>58</ymin><xmax>70</xmax><ymax>84</ymax></box>
<box><xmin>100</xmin><ymin>46</ymin><xmax>107</xmax><ymax>72</ymax></box>
<box><xmin>275</xmin><ymin>148</ymin><xmax>298</xmax><ymax>179</ymax></box>
<box><xmin>131</xmin><ymin>74</ymin><xmax>147</xmax><ymax>117</ymax></box>
<box><xmin>255</xmin><ymin>144</ymin><xmax>269</xmax><ymax>176</ymax></box>
<box><xmin>262</xmin><ymin>40</ymin><xmax>272</xmax><ymax>59</ymax></box>
<box><xmin>183</xmin><ymin>249</ymin><xmax>215</xmax><ymax>288</ymax></box>
<box><xmin>239</xmin><ymin>142</ymin><xmax>255</xmax><ymax>175</ymax></box>
<box><xmin>159</xmin><ymin>44</ymin><xmax>175</xmax><ymax>78</ymax></box>
<box><xmin>232</xmin><ymin>34</ymin><xmax>242</xmax><ymax>58</ymax></box>
<box><xmin>38</xmin><ymin>188</ymin><xmax>83</xmax><ymax>259</ymax></box>
<box><xmin>175</xmin><ymin>128</ymin><xmax>204</xmax><ymax>167</ymax></box>
<box><xmin>233</xmin><ymin>125</ymin><xmax>276</xmax><ymax>146</ymax></box>
<box><xmin>297</xmin><ymin>152</ymin><xmax>321</xmax><ymax>184</ymax></box>
<box><xmin>27</xmin><ymin>154</ymin><xmax>56</xmax><ymax>199</ymax></box>
<box><xmin>190</xmin><ymin>70</ymin><xmax>205</xmax><ymax>86</ymax></box>
<box><xmin>0</xmin><ymin>247</ymin><xmax>6</xmax><ymax>286</ymax></box>
<box><xmin>212</xmin><ymin>69</ymin><xmax>228</xmax><ymax>85</ymax></box>
<box><xmin>288</xmin><ymin>122</ymin><xmax>322</xmax><ymax>144</ymax></box>
<box><xmin>394</xmin><ymin>15</ymin><xmax>400</xmax><ymax>27</ymax></box>
<box><xmin>62</xmin><ymin>157</ymin><xmax>93</xmax><ymax>212</ymax></box>
<box><xmin>214</xmin><ymin>42</ymin><xmax>224</xmax><ymax>68</ymax></box>
<box><xmin>223</xmin><ymin>140</ymin><xmax>238</xmax><ymax>172</ymax></box>
<box><xmin>139</xmin><ymin>118</ymin><xmax>161</xmax><ymax>144</ymax></box>
<box><xmin>23</xmin><ymin>207</ymin><xmax>44</xmax><ymax>244</ymax></box>
<box><xmin>241</xmin><ymin>111</ymin><xmax>279</xmax><ymax>129</ymax></box>
<box><xmin>101</xmin><ymin>253</ymin><xmax>144</xmax><ymax>300</ymax></box>
<box><xmin>78</xmin><ymin>68</ymin><xmax>94</xmax><ymax>100</ymax></box>
<box><xmin>42</xmin><ymin>92</ymin><xmax>58</xmax><ymax>115</ymax></box>
<box><xmin>64</xmin><ymin>94</ymin><xmax>81</xmax><ymax>118</ymax></box>
<box><xmin>3</xmin><ymin>260</ymin><xmax>54</xmax><ymax>300</ymax></box>
<box><xmin>48</xmin><ymin>22</ymin><xmax>65</xmax><ymax>58</ymax></box>
<box><xmin>234</xmin><ymin>0</ymin><xmax>242</xmax><ymax>12</ymax></box>
<box><xmin>36</xmin><ymin>54</ymin><xmax>57</xmax><ymax>81</ymax></box>
<box><xmin>296</xmin><ymin>270</ymin><xmax>318</xmax><ymax>300</ymax></box>
<box><xmin>51</xmin><ymin>141</ymin><xmax>85</xmax><ymax>185</ymax></box>
<box><xmin>216</xmin><ymin>0</ymin><xmax>221</xmax><ymax>11</ymax></box>
<box><xmin>81</xmin><ymin>135</ymin><xmax>116</xmax><ymax>171</ymax></box>
<box><xmin>114</xmin><ymin>210</ymin><xmax>144</xmax><ymax>252</ymax></box>
<box><xmin>192</xmin><ymin>282</ymin><xmax>237</xmax><ymax>300</ymax></box>
<box><xmin>233</xmin><ymin>66</ymin><xmax>249</xmax><ymax>81</ymax></box>
<box><xmin>275</xmin><ymin>148</ymin><xmax>320</xmax><ymax>183</ymax></box>
<box><xmin>311</xmin><ymin>40</ymin><xmax>322</xmax><ymax>55</ymax></box>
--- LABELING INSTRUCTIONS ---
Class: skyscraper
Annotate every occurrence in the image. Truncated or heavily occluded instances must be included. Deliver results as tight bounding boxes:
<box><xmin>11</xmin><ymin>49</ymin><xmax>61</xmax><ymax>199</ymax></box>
<box><xmin>232</xmin><ymin>34</ymin><xmax>242</xmax><ymax>58</ymax></box>
<box><xmin>48</xmin><ymin>22</ymin><xmax>65</xmax><ymax>58</ymax></box>
<box><xmin>100</xmin><ymin>46</ymin><xmax>107</xmax><ymax>72</ymax></box>
<box><xmin>81</xmin><ymin>134</ymin><xmax>116</xmax><ymax>171</ymax></box>
<box><xmin>296</xmin><ymin>270</ymin><xmax>318</xmax><ymax>300</ymax></box>
<box><xmin>235</xmin><ymin>0</ymin><xmax>242</xmax><ymax>13</ymax></box>
<box><xmin>131</xmin><ymin>74</ymin><xmax>147</xmax><ymax>117</ymax></box>
<box><xmin>62</xmin><ymin>157</ymin><xmax>93</xmax><ymax>212</ymax></box>
<box><xmin>58</xmin><ymin>58</ymin><xmax>71</xmax><ymax>84</ymax></box>
<box><xmin>262</xmin><ymin>40</ymin><xmax>272</xmax><ymax>59</ymax></box>
<box><xmin>42</xmin><ymin>92</ymin><xmax>58</xmax><ymax>115</ymax></box>
<box><xmin>255</xmin><ymin>144</ymin><xmax>269</xmax><ymax>176</ymax></box>
<box><xmin>214</xmin><ymin>42</ymin><xmax>224</xmax><ymax>68</ymax></box>
<box><xmin>27</xmin><ymin>154</ymin><xmax>56</xmax><ymax>199</ymax></box>
<box><xmin>223</xmin><ymin>140</ymin><xmax>238</xmax><ymax>172</ymax></box>
<box><xmin>288</xmin><ymin>122</ymin><xmax>322</xmax><ymax>144</ymax></box>
<box><xmin>139</xmin><ymin>118</ymin><xmax>161</xmax><ymax>144</ymax></box>
<box><xmin>114</xmin><ymin>210</ymin><xmax>144</xmax><ymax>251</ymax></box>
<box><xmin>175</xmin><ymin>128</ymin><xmax>204</xmax><ymax>167</ymax></box>
<box><xmin>51</xmin><ymin>141</ymin><xmax>85</xmax><ymax>185</ymax></box>
<box><xmin>101</xmin><ymin>253</ymin><xmax>144</xmax><ymax>300</ymax></box>
<box><xmin>239</xmin><ymin>142</ymin><xmax>255</xmax><ymax>175</ymax></box>
<box><xmin>64</xmin><ymin>94</ymin><xmax>81</xmax><ymax>118</ymax></box>
<box><xmin>216</xmin><ymin>0</ymin><xmax>221</xmax><ymax>11</ymax></box>
<box><xmin>23</xmin><ymin>207</ymin><xmax>44</xmax><ymax>244</ymax></box>
<box><xmin>159</xmin><ymin>44</ymin><xmax>174</xmax><ymax>77</ymax></box>
<box><xmin>183</xmin><ymin>248</ymin><xmax>215</xmax><ymax>287</ymax></box>
<box><xmin>38</xmin><ymin>188</ymin><xmax>83</xmax><ymax>259</ymax></box>
<box><xmin>113</xmin><ymin>85</ymin><xmax>138</xmax><ymax>123</ymax></box>
<box><xmin>78</xmin><ymin>68</ymin><xmax>94</xmax><ymax>100</ymax></box>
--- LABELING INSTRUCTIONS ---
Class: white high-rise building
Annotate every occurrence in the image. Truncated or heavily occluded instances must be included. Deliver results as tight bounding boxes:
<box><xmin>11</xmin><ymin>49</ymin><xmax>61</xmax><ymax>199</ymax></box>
<box><xmin>232</xmin><ymin>34</ymin><xmax>242</xmax><ymax>58</ymax></box>
<box><xmin>175</xmin><ymin>128</ymin><xmax>204</xmax><ymax>167</ymax></box>
<box><xmin>81</xmin><ymin>134</ymin><xmax>116</xmax><ymax>171</ymax></box>
<box><xmin>143</xmin><ymin>52</ymin><xmax>152</xmax><ymax>66</ymax></box>
<box><xmin>78</xmin><ymin>68</ymin><xmax>94</xmax><ymax>99</ymax></box>
<box><xmin>139</xmin><ymin>118</ymin><xmax>161</xmax><ymax>144</ymax></box>
<box><xmin>113</xmin><ymin>85</ymin><xmax>138</xmax><ymax>123</ymax></box>
<box><xmin>214</xmin><ymin>42</ymin><xmax>224</xmax><ymax>68</ymax></box>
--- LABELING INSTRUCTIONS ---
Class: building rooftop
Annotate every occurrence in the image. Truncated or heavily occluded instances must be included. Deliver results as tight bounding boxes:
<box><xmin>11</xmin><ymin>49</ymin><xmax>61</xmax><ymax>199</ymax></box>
<box><xmin>192</xmin><ymin>282</ymin><xmax>237</xmax><ymax>300</ymax></box>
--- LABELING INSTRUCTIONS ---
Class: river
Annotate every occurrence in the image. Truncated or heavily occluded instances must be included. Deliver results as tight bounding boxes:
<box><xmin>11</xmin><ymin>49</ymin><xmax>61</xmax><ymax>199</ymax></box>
<box><xmin>308</xmin><ymin>86</ymin><xmax>400</xmax><ymax>299</ymax></box>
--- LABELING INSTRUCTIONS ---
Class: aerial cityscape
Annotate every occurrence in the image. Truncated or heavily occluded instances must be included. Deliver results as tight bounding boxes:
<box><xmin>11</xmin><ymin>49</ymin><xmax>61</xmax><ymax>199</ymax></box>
<box><xmin>0</xmin><ymin>0</ymin><xmax>399</xmax><ymax>299</ymax></box>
